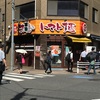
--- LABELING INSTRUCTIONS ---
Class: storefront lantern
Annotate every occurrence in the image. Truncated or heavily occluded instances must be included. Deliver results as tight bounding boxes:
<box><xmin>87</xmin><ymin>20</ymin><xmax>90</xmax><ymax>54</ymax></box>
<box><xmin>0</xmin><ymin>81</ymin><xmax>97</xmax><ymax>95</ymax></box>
<box><xmin>14</xmin><ymin>24</ymin><xmax>17</xmax><ymax>33</ymax></box>
<box><xmin>81</xmin><ymin>23</ymin><xmax>87</xmax><ymax>34</ymax></box>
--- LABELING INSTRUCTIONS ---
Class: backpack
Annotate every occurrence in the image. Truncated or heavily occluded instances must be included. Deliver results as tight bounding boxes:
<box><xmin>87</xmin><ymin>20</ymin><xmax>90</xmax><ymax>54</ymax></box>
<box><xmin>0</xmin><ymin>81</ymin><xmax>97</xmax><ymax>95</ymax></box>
<box><xmin>86</xmin><ymin>52</ymin><xmax>97</xmax><ymax>62</ymax></box>
<box><xmin>66</xmin><ymin>53</ymin><xmax>71</xmax><ymax>61</ymax></box>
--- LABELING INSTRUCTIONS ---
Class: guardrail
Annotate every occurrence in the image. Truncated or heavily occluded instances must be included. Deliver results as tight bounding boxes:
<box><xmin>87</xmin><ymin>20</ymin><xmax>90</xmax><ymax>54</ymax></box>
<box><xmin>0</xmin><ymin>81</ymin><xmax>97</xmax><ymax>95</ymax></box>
<box><xmin>77</xmin><ymin>61</ymin><xmax>100</xmax><ymax>73</ymax></box>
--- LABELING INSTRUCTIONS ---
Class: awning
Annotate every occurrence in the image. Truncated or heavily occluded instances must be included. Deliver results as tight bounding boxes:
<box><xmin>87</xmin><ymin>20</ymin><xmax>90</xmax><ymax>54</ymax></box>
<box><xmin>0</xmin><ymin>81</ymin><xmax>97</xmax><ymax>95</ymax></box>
<box><xmin>67</xmin><ymin>36</ymin><xmax>91</xmax><ymax>43</ymax></box>
<box><xmin>90</xmin><ymin>34</ymin><xmax>100</xmax><ymax>41</ymax></box>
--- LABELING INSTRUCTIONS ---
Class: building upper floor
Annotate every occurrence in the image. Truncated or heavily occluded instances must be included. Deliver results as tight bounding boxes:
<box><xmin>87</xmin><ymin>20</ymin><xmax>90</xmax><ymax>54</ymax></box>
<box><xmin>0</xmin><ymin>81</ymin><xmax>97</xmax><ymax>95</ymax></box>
<box><xmin>0</xmin><ymin>0</ymin><xmax>100</xmax><ymax>36</ymax></box>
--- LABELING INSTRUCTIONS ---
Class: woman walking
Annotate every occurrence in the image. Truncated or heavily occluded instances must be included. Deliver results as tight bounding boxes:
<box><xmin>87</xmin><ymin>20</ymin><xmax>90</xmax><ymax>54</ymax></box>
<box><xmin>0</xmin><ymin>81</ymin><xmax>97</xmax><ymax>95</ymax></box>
<box><xmin>15</xmin><ymin>53</ymin><xmax>25</xmax><ymax>74</ymax></box>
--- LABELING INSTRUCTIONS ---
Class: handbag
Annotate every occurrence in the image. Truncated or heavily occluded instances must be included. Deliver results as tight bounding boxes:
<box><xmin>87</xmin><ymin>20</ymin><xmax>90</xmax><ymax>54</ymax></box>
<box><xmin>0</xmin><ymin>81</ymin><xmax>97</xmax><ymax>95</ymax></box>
<box><xmin>0</xmin><ymin>62</ymin><xmax>5</xmax><ymax>71</ymax></box>
<box><xmin>90</xmin><ymin>60</ymin><xmax>95</xmax><ymax>65</ymax></box>
<box><xmin>22</xmin><ymin>56</ymin><xmax>25</xmax><ymax>64</ymax></box>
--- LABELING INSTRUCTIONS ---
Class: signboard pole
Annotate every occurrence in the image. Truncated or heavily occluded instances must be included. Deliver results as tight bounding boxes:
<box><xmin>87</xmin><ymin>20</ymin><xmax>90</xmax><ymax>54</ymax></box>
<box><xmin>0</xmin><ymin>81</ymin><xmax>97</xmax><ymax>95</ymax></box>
<box><xmin>11</xmin><ymin>0</ymin><xmax>15</xmax><ymax>71</ymax></box>
<box><xmin>34</xmin><ymin>37</ymin><xmax>36</xmax><ymax>69</ymax></box>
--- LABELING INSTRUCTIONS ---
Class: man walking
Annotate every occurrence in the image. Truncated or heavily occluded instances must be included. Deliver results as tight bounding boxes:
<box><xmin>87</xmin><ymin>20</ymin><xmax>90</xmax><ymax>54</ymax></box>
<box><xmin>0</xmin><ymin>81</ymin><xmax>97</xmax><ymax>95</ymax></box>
<box><xmin>79</xmin><ymin>48</ymin><xmax>87</xmax><ymax>62</ymax></box>
<box><xmin>86</xmin><ymin>47</ymin><xmax>97</xmax><ymax>75</ymax></box>
<box><xmin>66</xmin><ymin>47</ymin><xmax>73</xmax><ymax>72</ymax></box>
<box><xmin>45</xmin><ymin>51</ymin><xmax>52</xmax><ymax>73</ymax></box>
<box><xmin>0</xmin><ymin>44</ymin><xmax>7</xmax><ymax>84</ymax></box>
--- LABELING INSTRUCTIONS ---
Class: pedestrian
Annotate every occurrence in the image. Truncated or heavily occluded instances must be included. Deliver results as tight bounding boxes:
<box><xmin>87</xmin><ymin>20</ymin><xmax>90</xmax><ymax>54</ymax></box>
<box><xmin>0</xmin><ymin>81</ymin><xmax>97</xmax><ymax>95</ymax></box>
<box><xmin>45</xmin><ymin>51</ymin><xmax>52</xmax><ymax>74</ymax></box>
<box><xmin>79</xmin><ymin>48</ymin><xmax>88</xmax><ymax>70</ymax></box>
<box><xmin>66</xmin><ymin>47</ymin><xmax>73</xmax><ymax>72</ymax></box>
<box><xmin>79</xmin><ymin>48</ymin><xmax>87</xmax><ymax>62</ymax></box>
<box><xmin>86</xmin><ymin>47</ymin><xmax>97</xmax><ymax>75</ymax></box>
<box><xmin>0</xmin><ymin>44</ymin><xmax>7</xmax><ymax>85</ymax></box>
<box><xmin>15</xmin><ymin>53</ymin><xmax>25</xmax><ymax>74</ymax></box>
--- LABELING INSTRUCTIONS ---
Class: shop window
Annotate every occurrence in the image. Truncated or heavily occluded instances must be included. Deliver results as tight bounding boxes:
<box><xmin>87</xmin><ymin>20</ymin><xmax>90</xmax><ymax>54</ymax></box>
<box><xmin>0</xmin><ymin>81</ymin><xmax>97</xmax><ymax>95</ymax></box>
<box><xmin>92</xmin><ymin>8</ymin><xmax>98</xmax><ymax>23</ymax></box>
<box><xmin>15</xmin><ymin>2</ymin><xmax>35</xmax><ymax>20</ymax></box>
<box><xmin>47</xmin><ymin>0</ymin><xmax>79</xmax><ymax>16</ymax></box>
<box><xmin>79</xmin><ymin>1</ymin><xmax>89</xmax><ymax>19</ymax></box>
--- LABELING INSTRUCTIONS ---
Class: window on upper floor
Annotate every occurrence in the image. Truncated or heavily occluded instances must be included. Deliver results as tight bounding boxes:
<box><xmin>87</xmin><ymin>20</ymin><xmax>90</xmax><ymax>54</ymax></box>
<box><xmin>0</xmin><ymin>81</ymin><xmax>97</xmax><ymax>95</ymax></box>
<box><xmin>79</xmin><ymin>1</ymin><xmax>88</xmax><ymax>19</ymax></box>
<box><xmin>47</xmin><ymin>0</ymin><xmax>79</xmax><ymax>16</ymax></box>
<box><xmin>92</xmin><ymin>8</ymin><xmax>98</xmax><ymax>23</ymax></box>
<box><xmin>15</xmin><ymin>2</ymin><xmax>35</xmax><ymax>20</ymax></box>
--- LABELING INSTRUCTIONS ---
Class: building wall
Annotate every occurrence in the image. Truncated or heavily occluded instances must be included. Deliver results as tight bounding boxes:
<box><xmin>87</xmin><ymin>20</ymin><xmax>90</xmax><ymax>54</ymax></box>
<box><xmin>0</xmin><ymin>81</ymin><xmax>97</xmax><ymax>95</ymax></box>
<box><xmin>0</xmin><ymin>0</ymin><xmax>100</xmax><ymax>67</ymax></box>
<box><xmin>81</xmin><ymin>0</ymin><xmax>100</xmax><ymax>36</ymax></box>
<box><xmin>40</xmin><ymin>0</ymin><xmax>100</xmax><ymax>36</ymax></box>
<box><xmin>0</xmin><ymin>0</ymin><xmax>100</xmax><ymax>37</ymax></box>
<box><xmin>0</xmin><ymin>0</ymin><xmax>34</xmax><ymax>66</ymax></box>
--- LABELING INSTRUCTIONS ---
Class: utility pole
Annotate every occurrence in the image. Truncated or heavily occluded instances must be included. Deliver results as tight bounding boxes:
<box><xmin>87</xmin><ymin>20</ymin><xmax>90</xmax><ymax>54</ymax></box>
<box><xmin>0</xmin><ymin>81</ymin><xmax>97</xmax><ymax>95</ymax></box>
<box><xmin>11</xmin><ymin>0</ymin><xmax>15</xmax><ymax>71</ymax></box>
<box><xmin>4</xmin><ymin>0</ymin><xmax>7</xmax><ymax>58</ymax></box>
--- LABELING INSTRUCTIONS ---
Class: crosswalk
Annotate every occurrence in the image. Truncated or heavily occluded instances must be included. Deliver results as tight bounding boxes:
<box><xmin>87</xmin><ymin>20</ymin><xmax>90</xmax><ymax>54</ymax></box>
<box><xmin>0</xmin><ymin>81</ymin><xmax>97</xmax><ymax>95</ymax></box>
<box><xmin>2</xmin><ymin>73</ymin><xmax>55</xmax><ymax>82</ymax></box>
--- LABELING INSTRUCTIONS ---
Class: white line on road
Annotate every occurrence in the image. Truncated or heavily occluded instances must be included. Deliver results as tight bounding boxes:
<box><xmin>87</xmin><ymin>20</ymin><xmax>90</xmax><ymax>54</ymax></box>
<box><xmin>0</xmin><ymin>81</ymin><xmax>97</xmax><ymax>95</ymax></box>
<box><xmin>6</xmin><ymin>73</ymin><xmax>35</xmax><ymax>77</ymax></box>
<box><xmin>35</xmin><ymin>74</ymin><xmax>55</xmax><ymax>77</ymax></box>
<box><xmin>3</xmin><ymin>76</ymin><xmax>24</xmax><ymax>82</ymax></box>
<box><xmin>4</xmin><ymin>74</ymin><xmax>35</xmax><ymax>79</ymax></box>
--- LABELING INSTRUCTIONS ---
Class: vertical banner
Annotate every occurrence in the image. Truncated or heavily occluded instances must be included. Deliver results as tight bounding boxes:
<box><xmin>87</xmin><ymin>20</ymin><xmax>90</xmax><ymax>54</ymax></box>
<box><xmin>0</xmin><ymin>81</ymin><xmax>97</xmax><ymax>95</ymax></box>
<box><xmin>35</xmin><ymin>46</ymin><xmax>40</xmax><ymax>57</ymax></box>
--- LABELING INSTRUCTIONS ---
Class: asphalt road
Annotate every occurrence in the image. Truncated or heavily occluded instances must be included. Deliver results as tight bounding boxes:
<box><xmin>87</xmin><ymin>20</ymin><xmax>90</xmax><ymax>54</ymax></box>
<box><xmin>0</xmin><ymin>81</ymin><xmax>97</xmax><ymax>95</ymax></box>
<box><xmin>0</xmin><ymin>73</ymin><xmax>100</xmax><ymax>100</ymax></box>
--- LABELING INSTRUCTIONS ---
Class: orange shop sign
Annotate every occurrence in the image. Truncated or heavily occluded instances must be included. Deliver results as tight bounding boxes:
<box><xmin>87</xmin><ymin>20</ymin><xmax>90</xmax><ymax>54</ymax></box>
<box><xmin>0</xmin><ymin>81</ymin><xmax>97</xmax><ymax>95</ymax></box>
<box><xmin>14</xmin><ymin>20</ymin><xmax>87</xmax><ymax>36</ymax></box>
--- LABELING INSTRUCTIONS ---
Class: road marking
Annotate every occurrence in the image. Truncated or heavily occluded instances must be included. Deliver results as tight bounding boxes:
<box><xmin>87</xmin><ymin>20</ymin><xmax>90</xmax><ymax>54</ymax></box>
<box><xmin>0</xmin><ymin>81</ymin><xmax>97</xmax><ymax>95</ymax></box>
<box><xmin>3</xmin><ymin>76</ymin><xmax>24</xmax><ymax>82</ymax></box>
<box><xmin>3</xmin><ymin>73</ymin><xmax>55</xmax><ymax>82</ymax></box>
<box><xmin>73</xmin><ymin>75</ymin><xmax>93</xmax><ymax>79</ymax></box>
<box><xmin>7</xmin><ymin>73</ymin><xmax>55</xmax><ymax>77</ymax></box>
<box><xmin>4</xmin><ymin>74</ymin><xmax>35</xmax><ymax>79</ymax></box>
<box><xmin>36</xmin><ymin>74</ymin><xmax>55</xmax><ymax>77</ymax></box>
<box><xmin>92</xmin><ymin>99</ymin><xmax>100</xmax><ymax>100</ymax></box>
<box><xmin>7</xmin><ymin>73</ymin><xmax>35</xmax><ymax>77</ymax></box>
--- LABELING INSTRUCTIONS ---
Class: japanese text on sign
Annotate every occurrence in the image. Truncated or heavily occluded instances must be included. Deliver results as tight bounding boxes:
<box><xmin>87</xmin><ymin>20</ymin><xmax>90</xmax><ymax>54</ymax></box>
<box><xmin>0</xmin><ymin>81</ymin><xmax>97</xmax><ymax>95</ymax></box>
<box><xmin>40</xmin><ymin>22</ymin><xmax>76</xmax><ymax>33</ymax></box>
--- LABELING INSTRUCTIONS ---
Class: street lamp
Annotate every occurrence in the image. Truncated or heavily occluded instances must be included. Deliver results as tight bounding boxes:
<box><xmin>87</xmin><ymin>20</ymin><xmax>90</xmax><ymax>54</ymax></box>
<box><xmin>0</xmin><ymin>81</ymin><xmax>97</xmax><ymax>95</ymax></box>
<box><xmin>86</xmin><ymin>33</ymin><xmax>91</xmax><ymax>37</ymax></box>
<box><xmin>11</xmin><ymin>0</ymin><xmax>15</xmax><ymax>71</ymax></box>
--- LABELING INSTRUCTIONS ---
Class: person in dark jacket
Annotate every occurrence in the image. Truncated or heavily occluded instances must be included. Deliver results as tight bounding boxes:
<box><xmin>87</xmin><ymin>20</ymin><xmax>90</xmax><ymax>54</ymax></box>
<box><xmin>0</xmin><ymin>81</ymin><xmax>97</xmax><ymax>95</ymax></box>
<box><xmin>87</xmin><ymin>47</ymin><xmax>97</xmax><ymax>75</ymax></box>
<box><xmin>45</xmin><ymin>51</ymin><xmax>52</xmax><ymax>73</ymax></box>
<box><xmin>15</xmin><ymin>53</ymin><xmax>23</xmax><ymax>74</ymax></box>
<box><xmin>66</xmin><ymin>47</ymin><xmax>73</xmax><ymax>72</ymax></box>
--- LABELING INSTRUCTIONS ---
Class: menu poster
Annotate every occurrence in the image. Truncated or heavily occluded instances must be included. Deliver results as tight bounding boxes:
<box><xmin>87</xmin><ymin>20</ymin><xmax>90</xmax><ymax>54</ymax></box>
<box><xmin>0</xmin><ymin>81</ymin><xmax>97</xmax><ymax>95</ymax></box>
<box><xmin>35</xmin><ymin>46</ymin><xmax>40</xmax><ymax>57</ymax></box>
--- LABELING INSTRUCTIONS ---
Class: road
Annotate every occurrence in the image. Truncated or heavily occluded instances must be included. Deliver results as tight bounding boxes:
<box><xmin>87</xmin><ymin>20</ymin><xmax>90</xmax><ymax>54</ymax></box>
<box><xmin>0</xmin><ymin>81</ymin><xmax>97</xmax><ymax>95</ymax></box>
<box><xmin>0</xmin><ymin>72</ymin><xmax>100</xmax><ymax>100</ymax></box>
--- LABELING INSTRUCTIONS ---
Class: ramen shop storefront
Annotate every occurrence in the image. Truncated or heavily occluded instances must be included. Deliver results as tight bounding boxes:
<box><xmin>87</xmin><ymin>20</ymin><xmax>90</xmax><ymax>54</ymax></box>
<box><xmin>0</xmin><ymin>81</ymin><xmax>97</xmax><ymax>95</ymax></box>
<box><xmin>14</xmin><ymin>19</ymin><xmax>91</xmax><ymax>68</ymax></box>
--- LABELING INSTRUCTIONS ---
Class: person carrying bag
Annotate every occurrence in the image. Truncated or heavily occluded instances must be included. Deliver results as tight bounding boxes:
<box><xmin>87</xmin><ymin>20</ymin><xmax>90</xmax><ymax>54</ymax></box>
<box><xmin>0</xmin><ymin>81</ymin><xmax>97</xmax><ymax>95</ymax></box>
<box><xmin>0</xmin><ymin>44</ymin><xmax>7</xmax><ymax>85</ymax></box>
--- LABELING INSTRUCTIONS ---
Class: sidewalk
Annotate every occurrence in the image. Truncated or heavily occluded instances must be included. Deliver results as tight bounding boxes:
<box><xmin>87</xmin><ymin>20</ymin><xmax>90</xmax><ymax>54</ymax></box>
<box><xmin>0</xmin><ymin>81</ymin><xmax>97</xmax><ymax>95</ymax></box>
<box><xmin>5</xmin><ymin>66</ymin><xmax>100</xmax><ymax>75</ymax></box>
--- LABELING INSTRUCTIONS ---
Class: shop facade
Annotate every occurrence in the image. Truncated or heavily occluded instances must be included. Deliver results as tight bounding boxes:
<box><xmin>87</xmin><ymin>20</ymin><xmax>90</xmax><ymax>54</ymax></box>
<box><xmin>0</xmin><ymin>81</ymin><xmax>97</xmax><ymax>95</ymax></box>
<box><xmin>14</xmin><ymin>19</ymin><xmax>91</xmax><ymax>69</ymax></box>
<box><xmin>0</xmin><ymin>0</ymin><xmax>100</xmax><ymax>69</ymax></box>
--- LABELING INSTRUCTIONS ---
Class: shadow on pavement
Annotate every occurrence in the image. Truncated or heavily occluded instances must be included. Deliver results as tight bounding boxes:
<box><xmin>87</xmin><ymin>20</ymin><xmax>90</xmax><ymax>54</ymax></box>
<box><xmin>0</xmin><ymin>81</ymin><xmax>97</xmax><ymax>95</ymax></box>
<box><xmin>10</xmin><ymin>88</ymin><xmax>37</xmax><ymax>100</ymax></box>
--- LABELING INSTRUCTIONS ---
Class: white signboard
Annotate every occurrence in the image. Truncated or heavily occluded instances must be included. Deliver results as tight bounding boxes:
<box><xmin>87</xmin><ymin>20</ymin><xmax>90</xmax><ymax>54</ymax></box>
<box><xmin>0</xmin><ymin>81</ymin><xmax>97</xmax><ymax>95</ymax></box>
<box><xmin>86</xmin><ymin>46</ymin><xmax>96</xmax><ymax>53</ymax></box>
